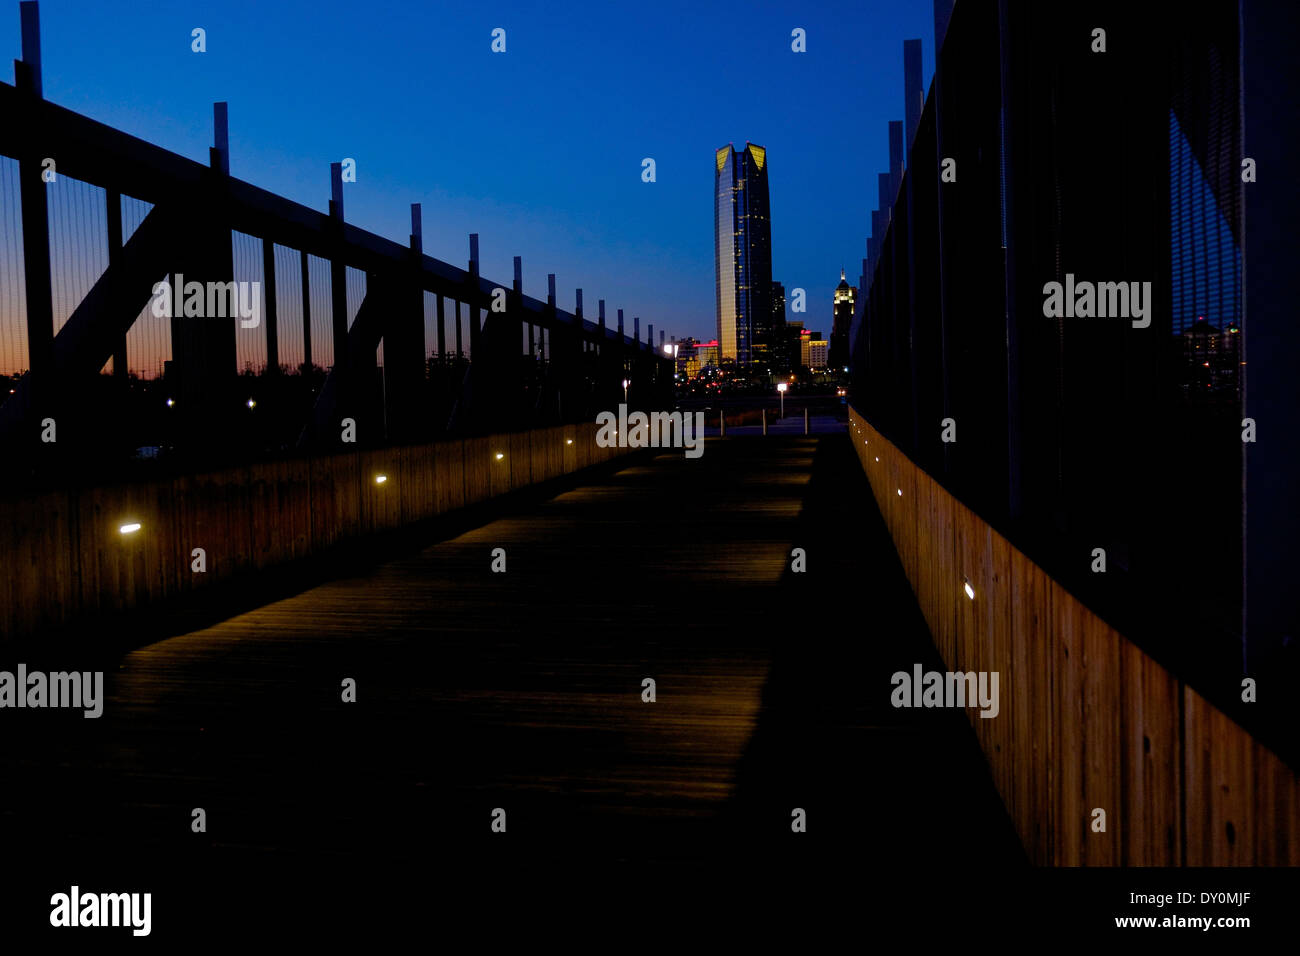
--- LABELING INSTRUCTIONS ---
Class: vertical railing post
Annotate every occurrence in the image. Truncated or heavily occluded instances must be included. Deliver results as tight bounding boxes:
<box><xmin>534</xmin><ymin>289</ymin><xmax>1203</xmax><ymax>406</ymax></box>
<box><xmin>462</xmin><ymin>234</ymin><xmax>480</xmax><ymax>426</ymax></box>
<box><xmin>166</xmin><ymin>100</ymin><xmax>236</xmax><ymax>424</ymax></box>
<box><xmin>454</xmin><ymin>299</ymin><xmax>463</xmax><ymax>359</ymax></box>
<box><xmin>546</xmin><ymin>274</ymin><xmax>557</xmax><ymax>416</ymax></box>
<box><xmin>467</xmin><ymin>233</ymin><xmax>480</xmax><ymax>361</ymax></box>
<box><xmin>106</xmin><ymin>188</ymin><xmax>127</xmax><ymax>382</ymax></box>
<box><xmin>435</xmin><ymin>294</ymin><xmax>446</xmax><ymax>363</ymax></box>
<box><xmin>329</xmin><ymin>162</ymin><xmax>348</xmax><ymax>377</ymax></box>
<box><xmin>512</xmin><ymin>255</ymin><xmax>524</xmax><ymax>422</ymax></box>
<box><xmin>299</xmin><ymin>249</ymin><xmax>313</xmax><ymax>374</ymax></box>
<box><xmin>19</xmin><ymin>0</ymin><xmax>42</xmax><ymax>97</ymax></box>
<box><xmin>212</xmin><ymin>101</ymin><xmax>231</xmax><ymax>176</ymax></box>
<box><xmin>17</xmin><ymin>1</ymin><xmax>53</xmax><ymax>394</ymax></box>
<box><xmin>262</xmin><ymin>237</ymin><xmax>279</xmax><ymax>375</ymax></box>
<box><xmin>598</xmin><ymin>299</ymin><xmax>611</xmax><ymax>404</ymax></box>
<box><xmin>392</xmin><ymin>202</ymin><xmax>426</xmax><ymax>439</ymax></box>
<box><xmin>410</xmin><ymin>205</ymin><xmax>426</xmax><ymax>370</ymax></box>
<box><xmin>527</xmin><ymin>283</ymin><xmax>535</xmax><ymax>364</ymax></box>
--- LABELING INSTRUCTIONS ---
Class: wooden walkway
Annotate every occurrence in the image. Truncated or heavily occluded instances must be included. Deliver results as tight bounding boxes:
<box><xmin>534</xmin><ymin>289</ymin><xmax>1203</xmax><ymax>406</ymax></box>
<box><xmin>2</xmin><ymin>434</ymin><xmax>1023</xmax><ymax>931</ymax></box>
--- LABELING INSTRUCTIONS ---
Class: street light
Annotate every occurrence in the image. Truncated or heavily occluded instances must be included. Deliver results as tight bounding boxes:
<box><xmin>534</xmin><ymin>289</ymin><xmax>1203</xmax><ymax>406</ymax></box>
<box><xmin>776</xmin><ymin>382</ymin><xmax>787</xmax><ymax>419</ymax></box>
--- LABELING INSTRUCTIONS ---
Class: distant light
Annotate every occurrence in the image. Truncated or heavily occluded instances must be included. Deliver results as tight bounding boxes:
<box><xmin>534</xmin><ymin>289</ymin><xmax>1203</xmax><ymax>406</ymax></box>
<box><xmin>374</xmin><ymin>474</ymin><xmax>388</xmax><ymax>485</ymax></box>
<box><xmin>166</xmin><ymin>398</ymin><xmax>175</xmax><ymax>407</ymax></box>
<box><xmin>663</xmin><ymin>344</ymin><xmax>673</xmax><ymax>355</ymax></box>
<box><xmin>119</xmin><ymin>522</ymin><xmax>141</xmax><ymax>535</ymax></box>
<box><xmin>495</xmin><ymin>452</ymin><xmax>505</xmax><ymax>460</ymax></box>
<box><xmin>964</xmin><ymin>579</ymin><xmax>976</xmax><ymax>600</ymax></box>
<box><xmin>246</xmin><ymin>398</ymin><xmax>256</xmax><ymax>408</ymax></box>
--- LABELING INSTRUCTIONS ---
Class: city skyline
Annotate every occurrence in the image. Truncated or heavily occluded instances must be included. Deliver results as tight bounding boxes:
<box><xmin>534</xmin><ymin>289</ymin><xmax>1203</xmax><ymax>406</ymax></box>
<box><xmin>0</xmin><ymin>0</ymin><xmax>936</xmax><ymax>376</ymax></box>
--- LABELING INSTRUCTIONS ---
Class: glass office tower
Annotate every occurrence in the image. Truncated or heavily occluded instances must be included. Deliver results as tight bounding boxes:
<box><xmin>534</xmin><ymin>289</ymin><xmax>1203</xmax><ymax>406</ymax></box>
<box><xmin>714</xmin><ymin>143</ymin><xmax>772</xmax><ymax>366</ymax></box>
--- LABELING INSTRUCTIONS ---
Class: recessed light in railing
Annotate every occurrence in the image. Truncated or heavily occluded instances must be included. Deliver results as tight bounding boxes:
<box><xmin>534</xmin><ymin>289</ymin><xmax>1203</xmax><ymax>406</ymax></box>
<box><xmin>495</xmin><ymin>452</ymin><xmax>505</xmax><ymax>460</ymax></box>
<box><xmin>374</xmin><ymin>474</ymin><xmax>388</xmax><ymax>485</ymax></box>
<box><xmin>963</xmin><ymin>578</ymin><xmax>976</xmax><ymax>600</ymax></box>
<box><xmin>119</xmin><ymin>522</ymin><xmax>142</xmax><ymax>535</ymax></box>
<box><xmin>896</xmin><ymin>488</ymin><xmax>902</xmax><ymax>496</ymax></box>
<box><xmin>566</xmin><ymin>439</ymin><xmax>573</xmax><ymax>445</ymax></box>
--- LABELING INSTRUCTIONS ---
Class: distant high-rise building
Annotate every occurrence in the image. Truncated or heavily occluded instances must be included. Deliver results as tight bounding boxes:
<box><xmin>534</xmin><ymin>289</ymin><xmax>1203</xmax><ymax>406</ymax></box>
<box><xmin>808</xmin><ymin>338</ymin><xmax>829</xmax><ymax>370</ymax></box>
<box><xmin>715</xmin><ymin>143</ymin><xmax>773</xmax><ymax>365</ymax></box>
<box><xmin>799</xmin><ymin>328</ymin><xmax>825</xmax><ymax>369</ymax></box>
<box><xmin>829</xmin><ymin>269</ymin><xmax>857</xmax><ymax>369</ymax></box>
<box><xmin>780</xmin><ymin>317</ymin><xmax>803</xmax><ymax>373</ymax></box>
<box><xmin>771</xmin><ymin>280</ymin><xmax>789</xmax><ymax>370</ymax></box>
<box><xmin>695</xmin><ymin>339</ymin><xmax>721</xmax><ymax>370</ymax></box>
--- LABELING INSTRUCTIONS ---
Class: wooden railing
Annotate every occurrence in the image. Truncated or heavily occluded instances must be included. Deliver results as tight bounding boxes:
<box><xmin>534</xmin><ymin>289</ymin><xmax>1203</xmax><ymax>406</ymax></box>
<box><xmin>849</xmin><ymin>407</ymin><xmax>1299</xmax><ymax>865</ymax></box>
<box><xmin>0</xmin><ymin>423</ymin><xmax>628</xmax><ymax>642</ymax></box>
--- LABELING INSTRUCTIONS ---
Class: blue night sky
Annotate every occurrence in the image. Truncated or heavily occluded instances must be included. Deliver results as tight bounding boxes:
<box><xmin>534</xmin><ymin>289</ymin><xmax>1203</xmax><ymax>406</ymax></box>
<box><xmin>3</xmin><ymin>0</ymin><xmax>934</xmax><ymax>344</ymax></box>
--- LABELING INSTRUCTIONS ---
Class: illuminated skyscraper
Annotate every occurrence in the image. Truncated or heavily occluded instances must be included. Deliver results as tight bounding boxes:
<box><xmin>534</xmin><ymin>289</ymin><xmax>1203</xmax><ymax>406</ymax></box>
<box><xmin>714</xmin><ymin>143</ymin><xmax>772</xmax><ymax>365</ymax></box>
<box><xmin>830</xmin><ymin>269</ymin><xmax>857</xmax><ymax>369</ymax></box>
